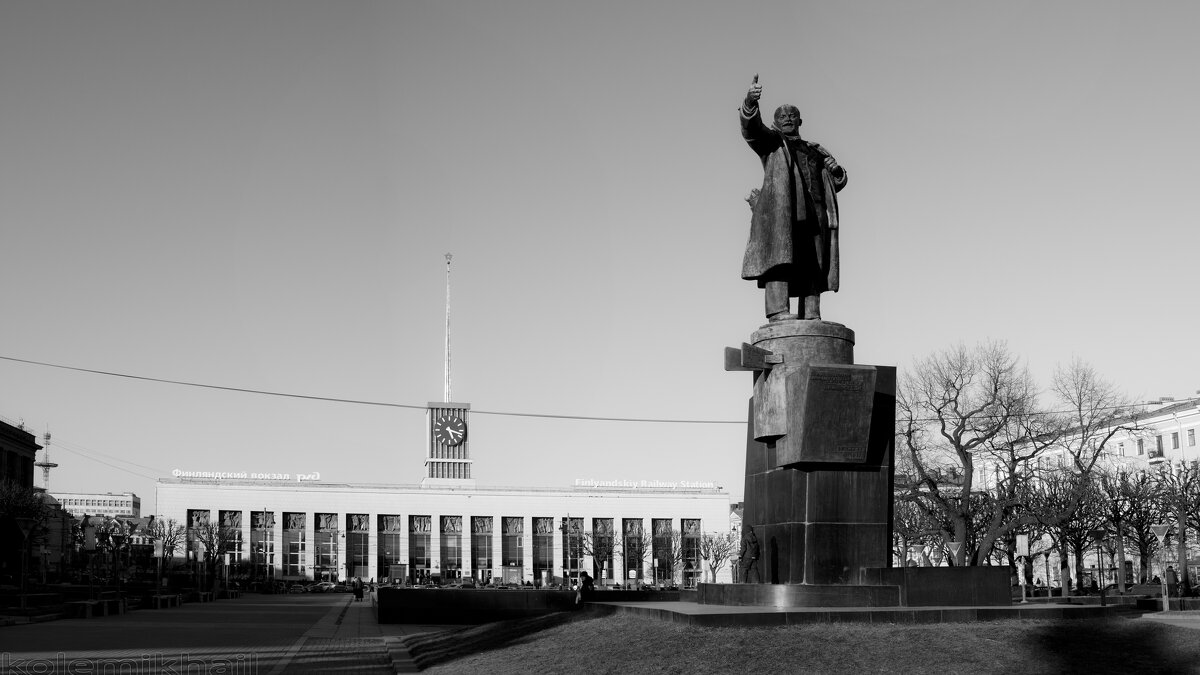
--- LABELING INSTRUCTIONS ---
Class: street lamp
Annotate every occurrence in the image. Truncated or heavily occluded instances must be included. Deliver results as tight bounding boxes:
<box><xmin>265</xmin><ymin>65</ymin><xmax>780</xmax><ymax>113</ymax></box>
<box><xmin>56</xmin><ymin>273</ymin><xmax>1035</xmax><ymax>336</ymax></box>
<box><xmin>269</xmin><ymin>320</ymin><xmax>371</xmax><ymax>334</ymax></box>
<box><xmin>1087</xmin><ymin>528</ymin><xmax>1106</xmax><ymax>606</ymax></box>
<box><xmin>1152</xmin><ymin>523</ymin><xmax>1171</xmax><ymax>611</ymax></box>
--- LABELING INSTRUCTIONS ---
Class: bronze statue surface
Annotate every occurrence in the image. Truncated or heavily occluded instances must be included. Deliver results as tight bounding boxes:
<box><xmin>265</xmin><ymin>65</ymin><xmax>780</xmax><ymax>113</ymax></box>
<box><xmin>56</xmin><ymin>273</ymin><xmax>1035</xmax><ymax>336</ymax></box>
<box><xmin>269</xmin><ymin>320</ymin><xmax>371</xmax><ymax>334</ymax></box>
<box><xmin>740</xmin><ymin>75</ymin><xmax>847</xmax><ymax>321</ymax></box>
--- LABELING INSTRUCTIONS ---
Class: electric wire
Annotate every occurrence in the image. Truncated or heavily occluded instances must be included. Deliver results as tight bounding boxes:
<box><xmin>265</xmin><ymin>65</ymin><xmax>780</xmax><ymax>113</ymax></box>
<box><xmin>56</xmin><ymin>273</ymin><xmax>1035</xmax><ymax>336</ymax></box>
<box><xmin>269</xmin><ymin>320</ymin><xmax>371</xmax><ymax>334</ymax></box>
<box><xmin>2</xmin><ymin>354</ymin><xmax>1195</xmax><ymax>427</ymax></box>
<box><xmin>0</xmin><ymin>354</ymin><xmax>745</xmax><ymax>424</ymax></box>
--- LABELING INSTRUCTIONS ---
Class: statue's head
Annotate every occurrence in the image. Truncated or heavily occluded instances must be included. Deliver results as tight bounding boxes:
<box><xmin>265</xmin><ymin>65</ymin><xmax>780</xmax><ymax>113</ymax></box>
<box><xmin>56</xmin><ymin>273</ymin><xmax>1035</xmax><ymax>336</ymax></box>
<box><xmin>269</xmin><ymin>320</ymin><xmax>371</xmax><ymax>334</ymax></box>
<box><xmin>773</xmin><ymin>105</ymin><xmax>802</xmax><ymax>135</ymax></box>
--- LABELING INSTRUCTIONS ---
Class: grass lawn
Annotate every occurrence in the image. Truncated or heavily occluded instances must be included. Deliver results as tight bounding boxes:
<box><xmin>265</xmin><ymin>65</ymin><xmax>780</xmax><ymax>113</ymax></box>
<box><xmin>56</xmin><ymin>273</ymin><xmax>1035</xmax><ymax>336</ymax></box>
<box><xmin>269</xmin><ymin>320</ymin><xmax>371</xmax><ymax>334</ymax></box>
<box><xmin>422</xmin><ymin>613</ymin><xmax>1200</xmax><ymax>674</ymax></box>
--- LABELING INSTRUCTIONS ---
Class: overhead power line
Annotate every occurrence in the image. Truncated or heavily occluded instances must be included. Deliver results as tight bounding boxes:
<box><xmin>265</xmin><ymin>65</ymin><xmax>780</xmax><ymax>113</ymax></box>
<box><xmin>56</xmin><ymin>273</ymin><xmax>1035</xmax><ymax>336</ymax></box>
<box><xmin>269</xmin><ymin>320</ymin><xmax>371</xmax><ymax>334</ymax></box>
<box><xmin>0</xmin><ymin>354</ymin><xmax>746</xmax><ymax>424</ymax></box>
<box><xmin>4</xmin><ymin>354</ymin><xmax>1192</xmax><ymax>426</ymax></box>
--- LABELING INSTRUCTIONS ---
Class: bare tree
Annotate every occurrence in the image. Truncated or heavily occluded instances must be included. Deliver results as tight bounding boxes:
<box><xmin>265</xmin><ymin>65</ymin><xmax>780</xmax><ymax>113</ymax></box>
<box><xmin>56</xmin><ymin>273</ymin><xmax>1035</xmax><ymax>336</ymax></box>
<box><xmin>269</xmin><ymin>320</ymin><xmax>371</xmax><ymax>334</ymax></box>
<box><xmin>580</xmin><ymin>531</ymin><xmax>619</xmax><ymax>584</ymax></box>
<box><xmin>148</xmin><ymin>517</ymin><xmax>186</xmax><ymax>575</ymax></box>
<box><xmin>0</xmin><ymin>480</ymin><xmax>51</xmax><ymax>589</ymax></box>
<box><xmin>1156</xmin><ymin>461</ymin><xmax>1200</xmax><ymax>593</ymax></box>
<box><xmin>1096</xmin><ymin>467</ymin><xmax>1162</xmax><ymax>589</ymax></box>
<box><xmin>698</xmin><ymin>531</ymin><xmax>738</xmax><ymax>583</ymax></box>
<box><xmin>1026</xmin><ymin>471</ymin><xmax>1108</xmax><ymax>595</ymax></box>
<box><xmin>897</xmin><ymin>341</ymin><xmax>1036</xmax><ymax>565</ymax></box>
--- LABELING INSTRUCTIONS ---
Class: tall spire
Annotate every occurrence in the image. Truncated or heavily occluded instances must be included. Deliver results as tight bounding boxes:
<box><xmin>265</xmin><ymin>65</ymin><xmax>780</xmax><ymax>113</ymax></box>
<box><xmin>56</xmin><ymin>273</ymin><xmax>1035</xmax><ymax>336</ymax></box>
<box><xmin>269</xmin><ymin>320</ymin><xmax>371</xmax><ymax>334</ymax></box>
<box><xmin>444</xmin><ymin>252</ymin><xmax>453</xmax><ymax>403</ymax></box>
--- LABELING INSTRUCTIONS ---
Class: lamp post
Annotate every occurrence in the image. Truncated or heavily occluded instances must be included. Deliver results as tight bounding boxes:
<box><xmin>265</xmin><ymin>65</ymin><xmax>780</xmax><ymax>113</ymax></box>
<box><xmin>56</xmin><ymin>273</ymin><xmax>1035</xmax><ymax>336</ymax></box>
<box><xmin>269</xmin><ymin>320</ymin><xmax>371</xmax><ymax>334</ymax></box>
<box><xmin>1152</xmin><ymin>523</ymin><xmax>1171</xmax><ymax>611</ymax></box>
<box><xmin>1087</xmin><ymin>528</ymin><xmax>1106</xmax><ymax>606</ymax></box>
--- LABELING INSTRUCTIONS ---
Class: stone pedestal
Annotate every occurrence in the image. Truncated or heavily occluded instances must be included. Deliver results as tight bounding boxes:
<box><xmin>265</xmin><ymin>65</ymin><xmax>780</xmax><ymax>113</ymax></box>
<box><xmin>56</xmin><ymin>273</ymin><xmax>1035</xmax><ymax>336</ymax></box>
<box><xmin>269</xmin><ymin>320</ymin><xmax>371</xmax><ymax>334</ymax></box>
<box><xmin>740</xmin><ymin>320</ymin><xmax>895</xmax><ymax>586</ymax></box>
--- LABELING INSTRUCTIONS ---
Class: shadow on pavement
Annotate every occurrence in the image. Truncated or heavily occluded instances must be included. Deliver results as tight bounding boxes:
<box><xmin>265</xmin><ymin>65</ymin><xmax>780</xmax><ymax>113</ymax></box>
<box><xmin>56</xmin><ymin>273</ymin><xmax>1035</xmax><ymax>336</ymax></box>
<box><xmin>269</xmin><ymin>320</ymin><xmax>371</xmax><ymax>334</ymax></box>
<box><xmin>1031</xmin><ymin>618</ymin><xmax>1193</xmax><ymax>674</ymax></box>
<box><xmin>402</xmin><ymin>606</ymin><xmax>615</xmax><ymax>670</ymax></box>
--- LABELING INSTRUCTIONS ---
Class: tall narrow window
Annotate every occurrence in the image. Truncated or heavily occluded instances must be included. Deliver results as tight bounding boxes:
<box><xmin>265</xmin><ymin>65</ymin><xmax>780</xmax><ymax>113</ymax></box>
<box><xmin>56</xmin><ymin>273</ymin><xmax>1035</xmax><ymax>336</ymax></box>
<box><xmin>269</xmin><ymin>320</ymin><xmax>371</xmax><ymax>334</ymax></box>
<box><xmin>532</xmin><ymin>517</ymin><xmax>555</xmax><ymax>586</ymax></box>
<box><xmin>623</xmin><ymin>518</ymin><xmax>645</xmax><ymax>583</ymax></box>
<box><xmin>283</xmin><ymin>512</ymin><xmax>306</xmax><ymax>578</ymax></box>
<box><xmin>346</xmin><ymin>514</ymin><xmax>369</xmax><ymax>580</ymax></box>
<box><xmin>592</xmin><ymin>518</ymin><xmax>614</xmax><ymax>583</ymax></box>
<box><xmin>441</xmin><ymin>516</ymin><xmax>462</xmax><ymax>580</ymax></box>
<box><xmin>377</xmin><ymin>515</ymin><xmax>403</xmax><ymax>582</ymax></box>
<box><xmin>561</xmin><ymin>517</ymin><xmax>583</xmax><ymax>583</ymax></box>
<box><xmin>472</xmin><ymin>517</ymin><xmax>493</xmax><ymax>584</ymax></box>
<box><xmin>501</xmin><ymin>517</ymin><xmax>524</xmax><ymax>584</ymax></box>
<box><xmin>409</xmin><ymin>516</ymin><xmax>431</xmax><ymax>584</ymax></box>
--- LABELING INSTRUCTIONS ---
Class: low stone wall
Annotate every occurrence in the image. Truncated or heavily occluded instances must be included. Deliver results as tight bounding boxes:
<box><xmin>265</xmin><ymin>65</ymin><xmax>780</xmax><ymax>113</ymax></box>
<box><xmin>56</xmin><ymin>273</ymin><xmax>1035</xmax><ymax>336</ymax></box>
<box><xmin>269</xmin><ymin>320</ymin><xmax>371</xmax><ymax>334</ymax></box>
<box><xmin>376</xmin><ymin>588</ymin><xmax>579</xmax><ymax>624</ymax></box>
<box><xmin>865</xmin><ymin>567</ymin><xmax>1012</xmax><ymax>607</ymax></box>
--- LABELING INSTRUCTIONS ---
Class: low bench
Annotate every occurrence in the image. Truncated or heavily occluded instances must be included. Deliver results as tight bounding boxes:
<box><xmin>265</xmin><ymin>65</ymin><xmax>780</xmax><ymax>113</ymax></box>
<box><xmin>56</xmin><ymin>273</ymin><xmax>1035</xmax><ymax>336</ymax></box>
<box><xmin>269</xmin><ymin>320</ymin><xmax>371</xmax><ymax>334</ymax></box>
<box><xmin>150</xmin><ymin>594</ymin><xmax>180</xmax><ymax>609</ymax></box>
<box><xmin>185</xmin><ymin>591</ymin><xmax>214</xmax><ymax>603</ymax></box>
<box><xmin>219</xmin><ymin>589</ymin><xmax>242</xmax><ymax>600</ymax></box>
<box><xmin>64</xmin><ymin>598</ymin><xmax>125</xmax><ymax>618</ymax></box>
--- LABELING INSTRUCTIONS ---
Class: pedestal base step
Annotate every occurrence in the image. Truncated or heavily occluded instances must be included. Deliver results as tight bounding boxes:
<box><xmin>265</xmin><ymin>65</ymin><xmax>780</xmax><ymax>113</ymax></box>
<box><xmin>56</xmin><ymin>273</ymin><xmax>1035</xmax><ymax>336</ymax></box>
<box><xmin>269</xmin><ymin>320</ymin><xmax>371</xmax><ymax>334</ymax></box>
<box><xmin>697</xmin><ymin>583</ymin><xmax>900</xmax><ymax>608</ymax></box>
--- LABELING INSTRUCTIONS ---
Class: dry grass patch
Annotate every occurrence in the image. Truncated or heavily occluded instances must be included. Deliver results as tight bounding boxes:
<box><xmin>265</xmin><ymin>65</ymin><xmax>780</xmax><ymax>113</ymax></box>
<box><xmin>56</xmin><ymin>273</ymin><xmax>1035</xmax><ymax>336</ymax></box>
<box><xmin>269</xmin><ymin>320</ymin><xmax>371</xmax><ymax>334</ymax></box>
<box><xmin>423</xmin><ymin>614</ymin><xmax>1200</xmax><ymax>674</ymax></box>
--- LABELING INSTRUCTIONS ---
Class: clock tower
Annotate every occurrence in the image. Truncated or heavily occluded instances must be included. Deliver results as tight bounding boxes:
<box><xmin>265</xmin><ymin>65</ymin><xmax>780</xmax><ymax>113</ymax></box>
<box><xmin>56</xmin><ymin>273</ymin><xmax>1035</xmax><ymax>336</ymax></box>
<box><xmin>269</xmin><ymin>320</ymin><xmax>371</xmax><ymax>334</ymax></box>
<box><xmin>422</xmin><ymin>253</ymin><xmax>476</xmax><ymax>487</ymax></box>
<box><xmin>423</xmin><ymin>402</ymin><xmax>475</xmax><ymax>487</ymax></box>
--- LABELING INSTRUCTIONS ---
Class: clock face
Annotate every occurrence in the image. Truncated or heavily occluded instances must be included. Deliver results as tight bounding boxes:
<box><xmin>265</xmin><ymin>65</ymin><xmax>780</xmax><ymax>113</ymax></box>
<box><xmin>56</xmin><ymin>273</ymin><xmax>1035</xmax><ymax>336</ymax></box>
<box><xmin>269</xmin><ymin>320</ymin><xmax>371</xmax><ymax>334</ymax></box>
<box><xmin>433</xmin><ymin>415</ymin><xmax>467</xmax><ymax>446</ymax></box>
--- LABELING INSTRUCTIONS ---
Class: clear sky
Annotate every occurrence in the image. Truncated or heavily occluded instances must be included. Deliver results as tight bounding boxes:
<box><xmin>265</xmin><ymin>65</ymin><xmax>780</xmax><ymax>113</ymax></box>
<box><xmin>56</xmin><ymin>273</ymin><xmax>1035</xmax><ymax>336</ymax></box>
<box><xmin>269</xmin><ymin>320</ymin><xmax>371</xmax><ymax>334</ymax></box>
<box><xmin>3</xmin><ymin>1</ymin><xmax>1198</xmax><ymax>512</ymax></box>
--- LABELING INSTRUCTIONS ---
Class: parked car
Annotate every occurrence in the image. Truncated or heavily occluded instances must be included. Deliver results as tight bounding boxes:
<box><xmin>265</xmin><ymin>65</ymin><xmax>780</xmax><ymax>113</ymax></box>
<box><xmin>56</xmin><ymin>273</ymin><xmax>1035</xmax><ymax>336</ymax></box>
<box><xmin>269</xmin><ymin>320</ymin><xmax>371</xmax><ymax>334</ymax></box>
<box><xmin>287</xmin><ymin>584</ymin><xmax>307</xmax><ymax>594</ymax></box>
<box><xmin>331</xmin><ymin>584</ymin><xmax>351</xmax><ymax>593</ymax></box>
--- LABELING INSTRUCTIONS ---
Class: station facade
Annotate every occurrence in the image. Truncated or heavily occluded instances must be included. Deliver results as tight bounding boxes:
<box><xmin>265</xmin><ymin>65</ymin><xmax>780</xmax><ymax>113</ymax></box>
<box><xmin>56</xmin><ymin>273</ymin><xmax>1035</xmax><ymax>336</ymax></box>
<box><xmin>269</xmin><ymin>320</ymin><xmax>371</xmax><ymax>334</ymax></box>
<box><xmin>156</xmin><ymin>477</ymin><xmax>731</xmax><ymax>587</ymax></box>
<box><xmin>155</xmin><ymin>401</ymin><xmax>734</xmax><ymax>586</ymax></box>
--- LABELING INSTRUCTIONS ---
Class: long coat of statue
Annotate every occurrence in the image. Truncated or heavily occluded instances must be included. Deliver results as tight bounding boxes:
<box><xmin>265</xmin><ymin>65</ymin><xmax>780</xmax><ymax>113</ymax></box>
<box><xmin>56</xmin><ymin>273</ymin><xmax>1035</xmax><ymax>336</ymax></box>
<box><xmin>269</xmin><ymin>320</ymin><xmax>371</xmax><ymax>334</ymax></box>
<box><xmin>740</xmin><ymin>105</ymin><xmax>847</xmax><ymax>297</ymax></box>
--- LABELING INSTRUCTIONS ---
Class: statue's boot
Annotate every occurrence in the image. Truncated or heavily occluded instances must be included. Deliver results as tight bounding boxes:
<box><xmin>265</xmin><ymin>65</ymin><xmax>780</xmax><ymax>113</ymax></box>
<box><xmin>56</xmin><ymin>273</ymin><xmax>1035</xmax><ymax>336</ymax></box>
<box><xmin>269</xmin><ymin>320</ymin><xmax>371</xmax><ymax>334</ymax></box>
<box><xmin>766</xmin><ymin>281</ymin><xmax>797</xmax><ymax>321</ymax></box>
<box><xmin>803</xmin><ymin>294</ymin><xmax>821</xmax><ymax>320</ymax></box>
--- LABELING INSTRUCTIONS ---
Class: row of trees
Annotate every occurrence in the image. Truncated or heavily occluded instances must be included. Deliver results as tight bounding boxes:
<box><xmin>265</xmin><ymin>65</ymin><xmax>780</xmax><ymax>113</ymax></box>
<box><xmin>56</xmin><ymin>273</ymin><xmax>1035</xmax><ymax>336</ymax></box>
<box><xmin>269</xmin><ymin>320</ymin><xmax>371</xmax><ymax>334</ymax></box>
<box><xmin>895</xmin><ymin>341</ymin><xmax>1196</xmax><ymax>593</ymax></box>
<box><xmin>574</xmin><ymin>529</ymin><xmax>739</xmax><ymax>584</ymax></box>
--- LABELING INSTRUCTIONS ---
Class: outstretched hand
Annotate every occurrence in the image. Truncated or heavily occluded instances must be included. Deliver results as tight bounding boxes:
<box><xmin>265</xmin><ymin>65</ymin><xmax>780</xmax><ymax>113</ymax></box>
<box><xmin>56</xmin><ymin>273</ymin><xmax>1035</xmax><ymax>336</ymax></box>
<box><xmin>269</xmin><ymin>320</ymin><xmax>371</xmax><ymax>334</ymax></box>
<box><xmin>745</xmin><ymin>74</ymin><xmax>762</xmax><ymax>108</ymax></box>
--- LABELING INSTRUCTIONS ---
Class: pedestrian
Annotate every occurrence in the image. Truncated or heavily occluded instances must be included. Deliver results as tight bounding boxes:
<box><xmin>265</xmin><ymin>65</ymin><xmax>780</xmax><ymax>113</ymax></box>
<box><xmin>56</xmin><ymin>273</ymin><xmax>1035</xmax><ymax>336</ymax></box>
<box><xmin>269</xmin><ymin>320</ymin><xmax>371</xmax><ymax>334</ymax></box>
<box><xmin>353</xmin><ymin>577</ymin><xmax>364</xmax><ymax>602</ymax></box>
<box><xmin>738</xmin><ymin>526</ymin><xmax>761</xmax><ymax>584</ymax></box>
<box><xmin>576</xmin><ymin>571</ymin><xmax>595</xmax><ymax>605</ymax></box>
<box><xmin>1165</xmin><ymin>566</ymin><xmax>1179</xmax><ymax>598</ymax></box>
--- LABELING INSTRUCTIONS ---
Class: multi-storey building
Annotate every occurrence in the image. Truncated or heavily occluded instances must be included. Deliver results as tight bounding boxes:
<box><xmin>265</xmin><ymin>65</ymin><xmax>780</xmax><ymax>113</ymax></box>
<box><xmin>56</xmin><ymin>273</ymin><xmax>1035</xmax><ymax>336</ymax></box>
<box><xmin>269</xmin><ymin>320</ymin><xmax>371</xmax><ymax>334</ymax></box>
<box><xmin>52</xmin><ymin>491</ymin><xmax>142</xmax><ymax>518</ymax></box>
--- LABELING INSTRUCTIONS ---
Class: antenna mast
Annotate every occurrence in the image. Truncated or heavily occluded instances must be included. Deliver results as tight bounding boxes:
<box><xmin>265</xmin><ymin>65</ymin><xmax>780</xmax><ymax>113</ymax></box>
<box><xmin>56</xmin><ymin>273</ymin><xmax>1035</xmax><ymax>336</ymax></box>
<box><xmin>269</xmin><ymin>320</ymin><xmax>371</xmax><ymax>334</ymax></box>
<box><xmin>444</xmin><ymin>252</ymin><xmax>453</xmax><ymax>403</ymax></box>
<box><xmin>35</xmin><ymin>428</ymin><xmax>57</xmax><ymax>491</ymax></box>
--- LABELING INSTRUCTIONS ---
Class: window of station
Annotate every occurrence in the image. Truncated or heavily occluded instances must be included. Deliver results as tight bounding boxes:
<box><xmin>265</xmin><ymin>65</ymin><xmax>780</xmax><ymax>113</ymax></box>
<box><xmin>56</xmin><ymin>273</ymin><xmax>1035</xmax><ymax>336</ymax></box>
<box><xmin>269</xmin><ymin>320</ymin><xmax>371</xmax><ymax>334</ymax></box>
<box><xmin>441</xmin><ymin>516</ymin><xmax>463</xmax><ymax>581</ymax></box>
<box><xmin>219</xmin><ymin>510</ymin><xmax>243</xmax><ymax>569</ymax></box>
<box><xmin>250</xmin><ymin>511</ymin><xmax>275</xmax><ymax>582</ymax></box>
<box><xmin>681</xmin><ymin>519</ymin><xmax>701</xmax><ymax>588</ymax></box>
<box><xmin>314</xmin><ymin>513</ymin><xmax>339</xmax><ymax>582</ymax></box>
<box><xmin>377</xmin><ymin>515</ymin><xmax>404</xmax><ymax>583</ymax></box>
<box><xmin>283</xmin><ymin>512</ymin><xmax>306</xmax><ymax>578</ymax></box>
<box><xmin>501</xmin><ymin>517</ymin><xmax>524</xmax><ymax>584</ymax></box>
<box><xmin>186</xmin><ymin>509</ymin><xmax>211</xmax><ymax>566</ymax></box>
<box><xmin>591</xmin><ymin>518</ymin><xmax>614</xmax><ymax>583</ymax></box>
<box><xmin>651</xmin><ymin>519</ymin><xmax>673</xmax><ymax>584</ymax></box>
<box><xmin>532</xmin><ymin>517</ymin><xmax>555</xmax><ymax>586</ymax></box>
<box><xmin>622</xmin><ymin>518</ymin><xmax>645</xmax><ymax>584</ymax></box>
<box><xmin>347</xmin><ymin>514</ymin><xmax>369</xmax><ymax>580</ymax></box>
<box><xmin>471</xmin><ymin>516</ymin><xmax>493</xmax><ymax>585</ymax></box>
<box><xmin>1190</xmin><ymin>429</ymin><xmax>1197</xmax><ymax>447</ymax></box>
<box><xmin>409</xmin><ymin>515</ymin><xmax>432</xmax><ymax>584</ymax></box>
<box><xmin>561</xmin><ymin>517</ymin><xmax>583</xmax><ymax>583</ymax></box>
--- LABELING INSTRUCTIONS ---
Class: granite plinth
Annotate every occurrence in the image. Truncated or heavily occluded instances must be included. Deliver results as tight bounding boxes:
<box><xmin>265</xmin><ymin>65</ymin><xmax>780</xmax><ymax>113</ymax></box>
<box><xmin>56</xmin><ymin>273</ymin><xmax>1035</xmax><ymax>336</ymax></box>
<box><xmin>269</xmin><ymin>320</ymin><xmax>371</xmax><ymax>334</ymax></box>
<box><xmin>698</xmin><ymin>567</ymin><xmax>1012</xmax><ymax>609</ymax></box>
<box><xmin>696</xmin><ymin>582</ymin><xmax>900</xmax><ymax>608</ymax></box>
<box><xmin>738</xmin><ymin>319</ymin><xmax>896</xmax><ymax>586</ymax></box>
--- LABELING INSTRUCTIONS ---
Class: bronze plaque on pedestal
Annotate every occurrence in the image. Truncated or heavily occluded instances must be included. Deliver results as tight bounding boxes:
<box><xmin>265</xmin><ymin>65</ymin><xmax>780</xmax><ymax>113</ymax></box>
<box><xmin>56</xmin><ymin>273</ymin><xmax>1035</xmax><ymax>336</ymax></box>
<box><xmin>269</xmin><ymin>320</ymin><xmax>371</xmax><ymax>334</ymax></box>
<box><xmin>781</xmin><ymin>364</ymin><xmax>876</xmax><ymax>465</ymax></box>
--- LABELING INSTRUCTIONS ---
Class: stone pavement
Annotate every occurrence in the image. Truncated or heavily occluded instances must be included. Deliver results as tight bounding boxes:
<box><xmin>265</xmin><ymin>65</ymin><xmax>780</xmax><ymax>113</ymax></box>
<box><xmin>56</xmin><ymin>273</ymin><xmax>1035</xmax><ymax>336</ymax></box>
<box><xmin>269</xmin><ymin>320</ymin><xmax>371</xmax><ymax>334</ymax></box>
<box><xmin>1132</xmin><ymin>609</ymin><xmax>1200</xmax><ymax>632</ymax></box>
<box><xmin>0</xmin><ymin>591</ymin><xmax>459</xmax><ymax>674</ymax></box>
